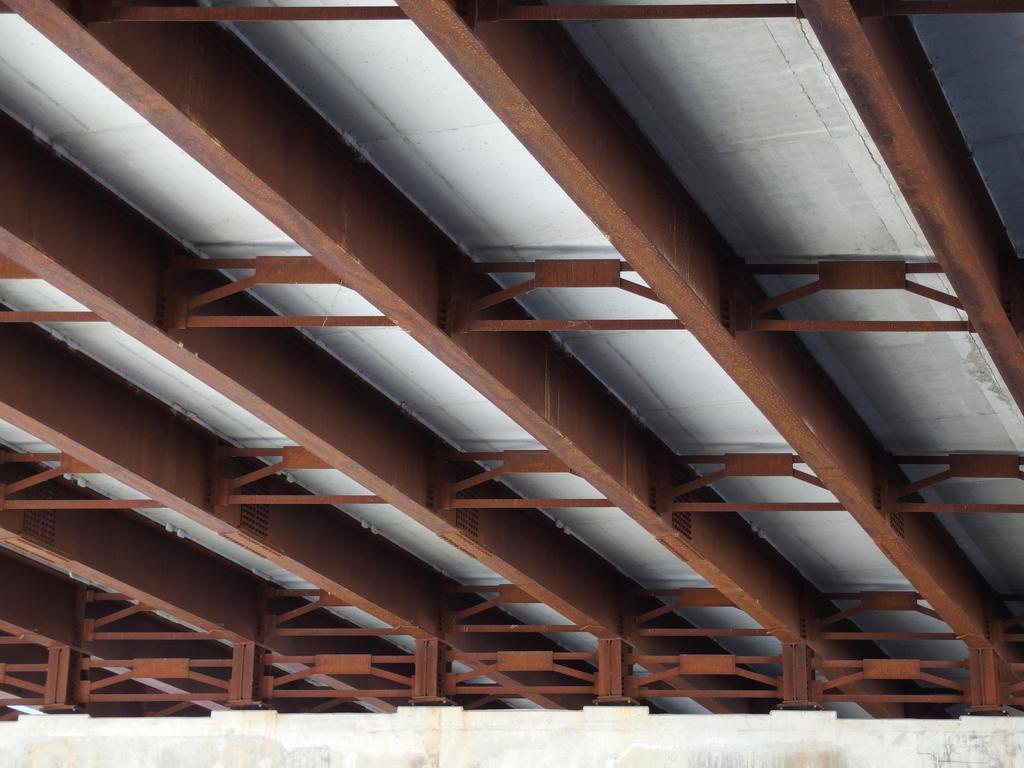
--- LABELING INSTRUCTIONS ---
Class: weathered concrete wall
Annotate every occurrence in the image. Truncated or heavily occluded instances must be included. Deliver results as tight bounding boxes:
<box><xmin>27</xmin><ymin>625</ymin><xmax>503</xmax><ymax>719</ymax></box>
<box><xmin>1</xmin><ymin>707</ymin><xmax>1021</xmax><ymax>767</ymax></box>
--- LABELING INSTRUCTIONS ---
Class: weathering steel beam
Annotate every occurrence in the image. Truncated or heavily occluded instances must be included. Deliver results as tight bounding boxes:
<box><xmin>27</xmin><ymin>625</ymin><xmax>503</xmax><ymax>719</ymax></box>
<box><xmin>0</xmin><ymin>112</ymin><xmax>624</xmax><ymax>646</ymax></box>
<box><xmin>0</xmin><ymin>7</ymin><xmax>846</xmax><ymax>657</ymax></box>
<box><xmin>0</xmin><ymin>467</ymin><xmax>262</xmax><ymax>644</ymax></box>
<box><xmin>392</xmin><ymin>0</ymin><xmax>1009</xmax><ymax>665</ymax></box>
<box><xmin>77</xmin><ymin>2</ymin><xmax>1024</xmax><ymax>23</ymax></box>
<box><xmin>0</xmin><ymin>6</ymin><xmax>907</xmax><ymax>714</ymax></box>
<box><xmin>0</xmin><ymin>325</ymin><xmax>445</xmax><ymax>640</ymax></box>
<box><xmin>0</xmin><ymin>552</ymin><xmax>81</xmax><ymax>648</ymax></box>
<box><xmin>0</xmin><ymin>121</ymin><xmax>762</xmax><ymax>715</ymax></box>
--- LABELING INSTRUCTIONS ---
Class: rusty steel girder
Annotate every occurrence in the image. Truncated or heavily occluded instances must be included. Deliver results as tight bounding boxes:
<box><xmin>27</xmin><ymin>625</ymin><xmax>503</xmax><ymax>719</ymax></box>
<box><xmin>0</xmin><ymin>402</ymin><xmax>904</xmax><ymax>714</ymax></box>
<box><xmin>0</xmin><ymin>425</ymin><xmax>758</xmax><ymax>713</ymax></box>
<box><xmin>3</xmin><ymin>544</ymin><xmax>1004</xmax><ymax>718</ymax></box>
<box><xmin>0</xmin><ymin>107</ymin><xmax>631</xmax><ymax>643</ymax></box>
<box><xmin>0</xmin><ymin>450</ymin><xmax>605</xmax><ymax>711</ymax></box>
<box><xmin>0</xmin><ymin>6</ymin><xmax>821</xmax><ymax>642</ymax></box>
<box><xmin>0</xmin><ymin>567</ymin><xmax>399</xmax><ymax>717</ymax></box>
<box><xmin>64</xmin><ymin>2</ymin><xmax>1024</xmax><ymax>24</ymax></box>
<box><xmin>669</xmin><ymin>452</ymin><xmax>1024</xmax><ymax>515</ymax></box>
<box><xmin>0</xmin><ymin>552</ymin><xmax>239</xmax><ymax>716</ymax></box>
<box><xmin>0</xmin><ymin>406</ymin><xmax>441</xmax><ymax>640</ymax></box>
<box><xmin>0</xmin><ymin>255</ymin><xmax>962</xmax><ymax>335</ymax></box>
<box><xmin>0</xmin><ymin>552</ymin><xmax>83</xmax><ymax>649</ymax></box>
<box><xmin>0</xmin><ymin>3</ymin><xmax>993</xmax><ymax>715</ymax></box>
<box><xmin>796</xmin><ymin>7</ymin><xmax>1024</xmax><ymax>401</ymax></box>
<box><xmin>440</xmin><ymin>586</ymin><xmax>1006</xmax><ymax>712</ymax></box>
<box><xmin>0</xmin><ymin>539</ymin><xmax>588</xmax><ymax>715</ymax></box>
<box><xmin>384</xmin><ymin>0</ymin><xmax>1016</xmax><ymax>670</ymax></box>
<box><xmin>0</xmin><ymin>463</ymin><xmax>263</xmax><ymax>644</ymax></box>
<box><xmin>0</xmin><ymin>70</ymin><xmax>891</xmax><ymax>690</ymax></box>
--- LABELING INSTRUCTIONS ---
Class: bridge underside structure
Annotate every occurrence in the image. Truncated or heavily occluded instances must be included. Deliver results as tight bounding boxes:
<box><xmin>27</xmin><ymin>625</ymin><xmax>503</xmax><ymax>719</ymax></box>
<box><xmin>2</xmin><ymin>0</ymin><xmax>1024</xmax><ymax>721</ymax></box>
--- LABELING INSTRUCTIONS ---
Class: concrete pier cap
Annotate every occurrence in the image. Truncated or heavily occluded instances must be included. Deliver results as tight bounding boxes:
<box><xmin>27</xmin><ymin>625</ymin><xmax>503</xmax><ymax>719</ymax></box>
<box><xmin>2</xmin><ymin>707</ymin><xmax>1022</xmax><ymax>767</ymax></box>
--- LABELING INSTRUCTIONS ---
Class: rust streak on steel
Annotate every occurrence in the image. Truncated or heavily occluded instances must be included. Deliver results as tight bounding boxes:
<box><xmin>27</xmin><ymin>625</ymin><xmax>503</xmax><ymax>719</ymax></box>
<box><xmin>391</xmin><ymin>0</ymin><xmax>1012</xmax><ymax>665</ymax></box>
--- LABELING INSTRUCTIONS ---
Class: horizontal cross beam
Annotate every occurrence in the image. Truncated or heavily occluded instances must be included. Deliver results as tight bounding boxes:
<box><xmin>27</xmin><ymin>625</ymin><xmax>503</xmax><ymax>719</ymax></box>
<box><xmin>72</xmin><ymin>1</ymin><xmax>1024</xmax><ymax>24</ymax></box>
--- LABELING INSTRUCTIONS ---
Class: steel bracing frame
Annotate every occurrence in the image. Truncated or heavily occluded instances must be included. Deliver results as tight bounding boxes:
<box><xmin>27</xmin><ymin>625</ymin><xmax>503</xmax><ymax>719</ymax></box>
<box><xmin>3</xmin><ymin>550</ymin><xmax>1019</xmax><ymax>717</ymax></box>
<box><xmin>0</xmin><ymin>255</ymin><xmax>985</xmax><ymax>334</ymax></box>
<box><xmin>0</xmin><ymin>347</ymin><xmax>909</xmax><ymax>715</ymax></box>
<box><xmin>388</xmin><ymin>0</ymin><xmax>1024</xmax><ymax>673</ymax></box>
<box><xmin>0</xmin><ymin>0</ymin><xmax>1022</xmax><ymax>720</ymax></box>
<box><xmin>0</xmin><ymin>5</ymin><xmax>951</xmax><ymax>696</ymax></box>
<box><xmin>0</xmin><ymin>23</ymin><xmax>913</xmax><ymax>717</ymax></box>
